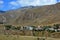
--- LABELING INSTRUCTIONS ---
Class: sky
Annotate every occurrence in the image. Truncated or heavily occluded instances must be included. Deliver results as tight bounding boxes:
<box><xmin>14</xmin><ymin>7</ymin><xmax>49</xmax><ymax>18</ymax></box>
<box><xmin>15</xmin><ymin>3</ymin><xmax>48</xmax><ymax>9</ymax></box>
<box><xmin>0</xmin><ymin>0</ymin><xmax>60</xmax><ymax>11</ymax></box>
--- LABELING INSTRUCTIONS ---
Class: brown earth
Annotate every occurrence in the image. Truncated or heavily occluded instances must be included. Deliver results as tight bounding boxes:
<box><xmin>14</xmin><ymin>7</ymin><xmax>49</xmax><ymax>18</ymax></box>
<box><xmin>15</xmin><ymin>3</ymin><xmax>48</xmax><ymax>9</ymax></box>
<box><xmin>0</xmin><ymin>3</ymin><xmax>60</xmax><ymax>26</ymax></box>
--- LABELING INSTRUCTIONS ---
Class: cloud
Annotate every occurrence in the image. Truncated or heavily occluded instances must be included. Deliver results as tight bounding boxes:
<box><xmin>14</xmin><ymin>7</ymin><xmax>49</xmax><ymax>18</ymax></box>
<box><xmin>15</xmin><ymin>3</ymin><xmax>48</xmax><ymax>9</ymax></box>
<box><xmin>9</xmin><ymin>1</ymin><xmax>20</xmax><ymax>9</ymax></box>
<box><xmin>0</xmin><ymin>0</ymin><xmax>4</xmax><ymax>8</ymax></box>
<box><xmin>40</xmin><ymin>0</ymin><xmax>57</xmax><ymax>5</ymax></box>
<box><xmin>0</xmin><ymin>0</ymin><xmax>4</xmax><ymax>4</ymax></box>
<box><xmin>10</xmin><ymin>1</ymin><xmax>19</xmax><ymax>6</ymax></box>
<box><xmin>16</xmin><ymin>0</ymin><xmax>42</xmax><ymax>6</ymax></box>
<box><xmin>9</xmin><ymin>0</ymin><xmax>57</xmax><ymax>8</ymax></box>
<box><xmin>16</xmin><ymin>0</ymin><xmax>57</xmax><ymax>6</ymax></box>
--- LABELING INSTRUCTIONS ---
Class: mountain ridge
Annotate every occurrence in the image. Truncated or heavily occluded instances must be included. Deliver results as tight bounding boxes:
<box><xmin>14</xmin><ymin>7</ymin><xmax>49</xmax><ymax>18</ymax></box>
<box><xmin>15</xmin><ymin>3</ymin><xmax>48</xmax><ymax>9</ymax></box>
<box><xmin>0</xmin><ymin>3</ymin><xmax>60</xmax><ymax>26</ymax></box>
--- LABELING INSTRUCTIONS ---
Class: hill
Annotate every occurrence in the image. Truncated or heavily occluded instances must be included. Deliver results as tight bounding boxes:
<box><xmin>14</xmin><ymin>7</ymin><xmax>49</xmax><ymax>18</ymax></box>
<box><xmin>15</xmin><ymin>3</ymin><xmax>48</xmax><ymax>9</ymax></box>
<box><xmin>0</xmin><ymin>3</ymin><xmax>60</xmax><ymax>26</ymax></box>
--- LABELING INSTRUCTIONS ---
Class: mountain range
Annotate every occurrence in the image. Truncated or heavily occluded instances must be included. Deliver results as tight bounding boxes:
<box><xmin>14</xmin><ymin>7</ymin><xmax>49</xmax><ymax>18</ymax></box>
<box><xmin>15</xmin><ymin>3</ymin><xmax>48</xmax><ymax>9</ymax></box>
<box><xmin>0</xmin><ymin>3</ymin><xmax>60</xmax><ymax>26</ymax></box>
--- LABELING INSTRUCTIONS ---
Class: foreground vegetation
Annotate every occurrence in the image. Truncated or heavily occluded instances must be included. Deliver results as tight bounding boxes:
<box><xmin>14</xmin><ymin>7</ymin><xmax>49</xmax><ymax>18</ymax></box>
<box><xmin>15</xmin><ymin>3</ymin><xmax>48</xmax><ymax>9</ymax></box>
<box><xmin>0</xmin><ymin>35</ymin><xmax>60</xmax><ymax>40</ymax></box>
<box><xmin>0</xmin><ymin>24</ymin><xmax>60</xmax><ymax>40</ymax></box>
<box><xmin>0</xmin><ymin>24</ymin><xmax>59</xmax><ymax>38</ymax></box>
<box><xmin>4</xmin><ymin>24</ymin><xmax>60</xmax><ymax>33</ymax></box>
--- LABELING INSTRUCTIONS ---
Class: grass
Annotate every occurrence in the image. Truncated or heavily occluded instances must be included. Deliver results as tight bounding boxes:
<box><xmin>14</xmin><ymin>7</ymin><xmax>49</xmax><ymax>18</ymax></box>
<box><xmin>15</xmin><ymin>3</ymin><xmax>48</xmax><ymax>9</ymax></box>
<box><xmin>0</xmin><ymin>35</ymin><xmax>37</xmax><ymax>40</ymax></box>
<box><xmin>0</xmin><ymin>35</ymin><xmax>60</xmax><ymax>40</ymax></box>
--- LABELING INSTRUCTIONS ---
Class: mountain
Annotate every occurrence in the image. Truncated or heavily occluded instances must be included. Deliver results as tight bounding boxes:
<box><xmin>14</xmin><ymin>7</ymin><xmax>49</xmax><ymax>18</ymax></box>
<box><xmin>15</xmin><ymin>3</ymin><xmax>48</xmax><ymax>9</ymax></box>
<box><xmin>0</xmin><ymin>3</ymin><xmax>60</xmax><ymax>26</ymax></box>
<box><xmin>0</xmin><ymin>11</ymin><xmax>6</xmax><ymax>13</ymax></box>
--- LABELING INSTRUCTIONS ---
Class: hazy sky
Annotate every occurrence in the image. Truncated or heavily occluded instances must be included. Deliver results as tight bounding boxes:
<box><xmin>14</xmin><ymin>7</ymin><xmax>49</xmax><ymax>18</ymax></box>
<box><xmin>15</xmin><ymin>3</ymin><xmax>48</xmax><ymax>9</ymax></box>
<box><xmin>0</xmin><ymin>0</ymin><xmax>60</xmax><ymax>11</ymax></box>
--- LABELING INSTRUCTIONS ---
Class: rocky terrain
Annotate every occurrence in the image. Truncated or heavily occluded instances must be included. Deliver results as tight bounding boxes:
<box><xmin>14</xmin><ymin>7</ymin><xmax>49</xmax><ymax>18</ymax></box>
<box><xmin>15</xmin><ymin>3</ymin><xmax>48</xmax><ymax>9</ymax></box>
<box><xmin>0</xmin><ymin>3</ymin><xmax>60</xmax><ymax>26</ymax></box>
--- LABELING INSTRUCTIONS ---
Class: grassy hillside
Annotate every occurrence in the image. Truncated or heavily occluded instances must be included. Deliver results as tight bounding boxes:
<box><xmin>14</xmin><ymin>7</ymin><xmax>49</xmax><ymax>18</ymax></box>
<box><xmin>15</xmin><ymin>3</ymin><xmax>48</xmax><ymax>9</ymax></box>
<box><xmin>0</xmin><ymin>3</ymin><xmax>60</xmax><ymax>26</ymax></box>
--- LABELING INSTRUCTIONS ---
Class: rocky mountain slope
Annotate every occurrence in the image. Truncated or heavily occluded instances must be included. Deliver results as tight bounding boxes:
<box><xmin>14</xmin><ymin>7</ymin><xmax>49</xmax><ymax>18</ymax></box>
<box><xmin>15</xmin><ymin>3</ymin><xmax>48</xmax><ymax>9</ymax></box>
<box><xmin>0</xmin><ymin>3</ymin><xmax>60</xmax><ymax>26</ymax></box>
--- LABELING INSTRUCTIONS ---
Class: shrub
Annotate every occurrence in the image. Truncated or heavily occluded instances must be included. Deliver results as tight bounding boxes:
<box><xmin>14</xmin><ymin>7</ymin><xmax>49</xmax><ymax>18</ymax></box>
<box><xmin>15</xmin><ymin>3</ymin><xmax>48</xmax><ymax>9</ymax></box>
<box><xmin>53</xmin><ymin>24</ymin><xmax>60</xmax><ymax>29</ymax></box>
<box><xmin>11</xmin><ymin>26</ymin><xmax>16</xmax><ymax>30</ymax></box>
<box><xmin>11</xmin><ymin>26</ymin><xmax>21</xmax><ymax>30</ymax></box>
<box><xmin>16</xmin><ymin>27</ymin><xmax>21</xmax><ymax>30</ymax></box>
<box><xmin>43</xmin><ymin>26</ymin><xmax>51</xmax><ymax>31</ymax></box>
<box><xmin>5</xmin><ymin>25</ymin><xmax>12</xmax><ymax>30</ymax></box>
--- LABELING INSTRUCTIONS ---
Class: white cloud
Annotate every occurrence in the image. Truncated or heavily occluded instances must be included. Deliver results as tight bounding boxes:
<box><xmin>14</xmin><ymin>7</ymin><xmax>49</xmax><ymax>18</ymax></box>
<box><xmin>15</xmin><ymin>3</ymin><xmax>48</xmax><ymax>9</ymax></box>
<box><xmin>16</xmin><ymin>0</ymin><xmax>57</xmax><ymax>6</ymax></box>
<box><xmin>16</xmin><ymin>0</ymin><xmax>40</xmax><ymax>6</ymax></box>
<box><xmin>0</xmin><ymin>0</ymin><xmax>4</xmax><ymax>4</ymax></box>
<box><xmin>40</xmin><ymin>0</ymin><xmax>57</xmax><ymax>5</ymax></box>
<box><xmin>9</xmin><ymin>0</ymin><xmax>57</xmax><ymax>7</ymax></box>
<box><xmin>0</xmin><ymin>1</ymin><xmax>4</xmax><ymax>8</ymax></box>
<box><xmin>9</xmin><ymin>1</ymin><xmax>20</xmax><ymax>9</ymax></box>
<box><xmin>10</xmin><ymin>1</ymin><xmax>19</xmax><ymax>6</ymax></box>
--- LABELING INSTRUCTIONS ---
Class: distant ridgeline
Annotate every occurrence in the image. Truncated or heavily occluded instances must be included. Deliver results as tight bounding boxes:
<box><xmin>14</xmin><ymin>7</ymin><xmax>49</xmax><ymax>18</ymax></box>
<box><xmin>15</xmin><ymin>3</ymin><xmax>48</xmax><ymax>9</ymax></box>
<box><xmin>0</xmin><ymin>10</ymin><xmax>6</xmax><ymax>13</ymax></box>
<box><xmin>20</xmin><ymin>6</ymin><xmax>36</xmax><ymax>9</ymax></box>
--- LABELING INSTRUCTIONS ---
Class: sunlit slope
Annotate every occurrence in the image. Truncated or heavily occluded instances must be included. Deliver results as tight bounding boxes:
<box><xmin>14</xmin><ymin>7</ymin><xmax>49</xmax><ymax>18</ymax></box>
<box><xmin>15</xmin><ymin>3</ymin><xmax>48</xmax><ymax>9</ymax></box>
<box><xmin>0</xmin><ymin>3</ymin><xmax>60</xmax><ymax>26</ymax></box>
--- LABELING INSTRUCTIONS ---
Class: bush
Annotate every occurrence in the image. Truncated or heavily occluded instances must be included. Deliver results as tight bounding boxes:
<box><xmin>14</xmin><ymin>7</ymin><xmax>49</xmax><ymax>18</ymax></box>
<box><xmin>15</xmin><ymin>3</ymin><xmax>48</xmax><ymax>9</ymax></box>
<box><xmin>16</xmin><ymin>27</ymin><xmax>21</xmax><ymax>30</ymax></box>
<box><xmin>5</xmin><ymin>25</ymin><xmax>12</xmax><ymax>30</ymax></box>
<box><xmin>47</xmin><ymin>29</ymin><xmax>55</xmax><ymax>33</ymax></box>
<box><xmin>11</xmin><ymin>26</ymin><xmax>21</xmax><ymax>30</ymax></box>
<box><xmin>53</xmin><ymin>24</ymin><xmax>60</xmax><ymax>29</ymax></box>
<box><xmin>11</xmin><ymin>26</ymin><xmax>16</xmax><ymax>30</ymax></box>
<box><xmin>43</xmin><ymin>26</ymin><xmax>51</xmax><ymax>31</ymax></box>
